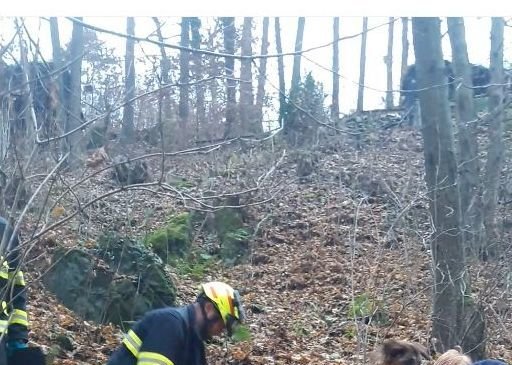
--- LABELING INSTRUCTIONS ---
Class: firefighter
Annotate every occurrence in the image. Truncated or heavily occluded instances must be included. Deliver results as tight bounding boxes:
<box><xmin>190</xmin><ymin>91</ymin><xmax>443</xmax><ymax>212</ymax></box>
<box><xmin>0</xmin><ymin>216</ymin><xmax>29</xmax><ymax>364</ymax></box>
<box><xmin>107</xmin><ymin>281</ymin><xmax>245</xmax><ymax>365</ymax></box>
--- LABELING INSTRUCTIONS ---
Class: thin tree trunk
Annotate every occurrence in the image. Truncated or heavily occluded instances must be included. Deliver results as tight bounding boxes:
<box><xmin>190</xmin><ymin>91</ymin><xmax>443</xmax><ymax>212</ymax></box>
<box><xmin>447</xmin><ymin>17</ymin><xmax>483</xmax><ymax>256</ymax></box>
<box><xmin>256</xmin><ymin>17</ymin><xmax>269</xmax><ymax>128</ymax></box>
<box><xmin>400</xmin><ymin>17</ymin><xmax>409</xmax><ymax>95</ymax></box>
<box><xmin>275</xmin><ymin>17</ymin><xmax>286</xmax><ymax>128</ymax></box>
<box><xmin>152</xmin><ymin>17</ymin><xmax>171</xmax><ymax>149</ymax></box>
<box><xmin>152</xmin><ymin>17</ymin><xmax>171</xmax><ymax>85</ymax></box>
<box><xmin>222</xmin><ymin>17</ymin><xmax>237</xmax><ymax>138</ymax></box>
<box><xmin>483</xmin><ymin>17</ymin><xmax>505</xmax><ymax>259</ymax></box>
<box><xmin>412</xmin><ymin>16</ymin><xmax>468</xmax><ymax>353</ymax></box>
<box><xmin>357</xmin><ymin>17</ymin><xmax>368</xmax><ymax>112</ymax></box>
<box><xmin>67</xmin><ymin>17</ymin><xmax>84</xmax><ymax>167</ymax></box>
<box><xmin>240</xmin><ymin>17</ymin><xmax>257</xmax><ymax>134</ymax></box>
<box><xmin>290</xmin><ymin>17</ymin><xmax>306</xmax><ymax>95</ymax></box>
<box><xmin>49</xmin><ymin>17</ymin><xmax>66</xmax><ymax>142</ymax></box>
<box><xmin>331</xmin><ymin>17</ymin><xmax>340</xmax><ymax>121</ymax></box>
<box><xmin>179</xmin><ymin>17</ymin><xmax>191</xmax><ymax>129</ymax></box>
<box><xmin>190</xmin><ymin>17</ymin><xmax>205</xmax><ymax>132</ymax></box>
<box><xmin>385</xmin><ymin>17</ymin><xmax>394</xmax><ymax>109</ymax></box>
<box><xmin>121</xmin><ymin>17</ymin><xmax>135</xmax><ymax>144</ymax></box>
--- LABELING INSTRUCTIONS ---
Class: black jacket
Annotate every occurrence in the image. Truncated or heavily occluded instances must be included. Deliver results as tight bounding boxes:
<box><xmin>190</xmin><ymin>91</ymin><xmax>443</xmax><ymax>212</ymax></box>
<box><xmin>107</xmin><ymin>305</ymin><xmax>206</xmax><ymax>365</ymax></box>
<box><xmin>0</xmin><ymin>216</ymin><xmax>29</xmax><ymax>343</ymax></box>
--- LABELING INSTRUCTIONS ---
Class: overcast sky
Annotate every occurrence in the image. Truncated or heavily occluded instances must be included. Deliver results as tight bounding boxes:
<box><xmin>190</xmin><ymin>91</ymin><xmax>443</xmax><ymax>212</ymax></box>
<box><xmin>1</xmin><ymin>16</ymin><xmax>511</xmax><ymax>118</ymax></box>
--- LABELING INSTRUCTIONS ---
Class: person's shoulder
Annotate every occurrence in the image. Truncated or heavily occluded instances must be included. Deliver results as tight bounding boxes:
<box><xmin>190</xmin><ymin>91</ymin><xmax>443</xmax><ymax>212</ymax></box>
<box><xmin>145</xmin><ymin>306</ymin><xmax>188</xmax><ymax>325</ymax></box>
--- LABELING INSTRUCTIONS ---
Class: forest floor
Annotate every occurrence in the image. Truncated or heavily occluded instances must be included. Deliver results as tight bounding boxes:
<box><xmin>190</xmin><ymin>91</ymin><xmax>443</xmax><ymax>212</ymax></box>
<box><xmin>16</xmin><ymin>122</ymin><xmax>512</xmax><ymax>365</ymax></box>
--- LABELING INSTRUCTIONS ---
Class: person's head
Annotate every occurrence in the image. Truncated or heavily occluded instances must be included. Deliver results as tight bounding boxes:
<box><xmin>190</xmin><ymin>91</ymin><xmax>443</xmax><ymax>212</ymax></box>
<box><xmin>195</xmin><ymin>281</ymin><xmax>245</xmax><ymax>340</ymax></box>
<box><xmin>434</xmin><ymin>348</ymin><xmax>471</xmax><ymax>365</ymax></box>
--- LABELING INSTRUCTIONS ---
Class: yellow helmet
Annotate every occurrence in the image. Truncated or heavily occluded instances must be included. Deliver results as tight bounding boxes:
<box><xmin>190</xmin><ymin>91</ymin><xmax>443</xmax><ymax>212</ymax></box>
<box><xmin>199</xmin><ymin>281</ymin><xmax>245</xmax><ymax>334</ymax></box>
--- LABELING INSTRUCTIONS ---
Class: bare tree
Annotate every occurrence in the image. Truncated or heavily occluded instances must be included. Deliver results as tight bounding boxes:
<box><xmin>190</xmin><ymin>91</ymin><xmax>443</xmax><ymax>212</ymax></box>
<box><xmin>400</xmin><ymin>17</ymin><xmax>409</xmax><ymax>93</ymax></box>
<box><xmin>357</xmin><ymin>17</ymin><xmax>368</xmax><ymax>112</ymax></box>
<box><xmin>121</xmin><ymin>17</ymin><xmax>135</xmax><ymax>144</ymax></box>
<box><xmin>331</xmin><ymin>17</ymin><xmax>340</xmax><ymax>121</ymax></box>
<box><xmin>483</xmin><ymin>17</ymin><xmax>505</xmax><ymax>258</ymax></box>
<box><xmin>49</xmin><ymin>17</ymin><xmax>66</xmax><ymax>141</ymax></box>
<box><xmin>67</xmin><ymin>17</ymin><xmax>84</xmax><ymax>166</ymax></box>
<box><xmin>189</xmin><ymin>17</ymin><xmax>205</xmax><ymax>130</ymax></box>
<box><xmin>179</xmin><ymin>17</ymin><xmax>191</xmax><ymax>129</ymax></box>
<box><xmin>221</xmin><ymin>17</ymin><xmax>237</xmax><ymax>138</ymax></box>
<box><xmin>290</xmin><ymin>17</ymin><xmax>306</xmax><ymax>95</ymax></box>
<box><xmin>239</xmin><ymin>17</ymin><xmax>258</xmax><ymax>134</ymax></box>
<box><xmin>447</xmin><ymin>17</ymin><xmax>483</xmax><ymax>255</ymax></box>
<box><xmin>152</xmin><ymin>17</ymin><xmax>171</xmax><ymax>85</ymax></box>
<box><xmin>256</xmin><ymin>17</ymin><xmax>269</xmax><ymax>127</ymax></box>
<box><xmin>385</xmin><ymin>17</ymin><xmax>394</xmax><ymax>109</ymax></box>
<box><xmin>275</xmin><ymin>17</ymin><xmax>286</xmax><ymax>128</ymax></box>
<box><xmin>412</xmin><ymin>16</ymin><xmax>469</xmax><ymax>353</ymax></box>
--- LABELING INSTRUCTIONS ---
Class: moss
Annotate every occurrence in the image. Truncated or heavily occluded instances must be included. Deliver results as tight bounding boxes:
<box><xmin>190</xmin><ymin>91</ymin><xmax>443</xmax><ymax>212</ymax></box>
<box><xmin>169</xmin><ymin>250</ymin><xmax>216</xmax><ymax>280</ymax></box>
<box><xmin>145</xmin><ymin>212</ymin><xmax>192</xmax><ymax>261</ymax></box>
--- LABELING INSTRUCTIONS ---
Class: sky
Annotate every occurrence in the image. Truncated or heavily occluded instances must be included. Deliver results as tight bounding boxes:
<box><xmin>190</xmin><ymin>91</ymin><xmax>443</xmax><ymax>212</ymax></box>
<box><xmin>1</xmin><ymin>5</ymin><xmax>512</xmax><ymax>118</ymax></box>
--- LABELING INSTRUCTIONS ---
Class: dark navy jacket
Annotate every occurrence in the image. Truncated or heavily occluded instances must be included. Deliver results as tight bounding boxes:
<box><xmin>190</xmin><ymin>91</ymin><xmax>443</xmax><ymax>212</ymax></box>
<box><xmin>107</xmin><ymin>305</ymin><xmax>206</xmax><ymax>365</ymax></box>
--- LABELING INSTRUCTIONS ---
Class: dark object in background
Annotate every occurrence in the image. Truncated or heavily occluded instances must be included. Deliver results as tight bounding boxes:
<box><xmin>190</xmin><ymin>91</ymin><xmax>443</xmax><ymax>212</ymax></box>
<box><xmin>400</xmin><ymin>61</ymin><xmax>494</xmax><ymax>110</ymax></box>
<box><xmin>371</xmin><ymin>339</ymin><xmax>430</xmax><ymax>365</ymax></box>
<box><xmin>8</xmin><ymin>347</ymin><xmax>45</xmax><ymax>365</ymax></box>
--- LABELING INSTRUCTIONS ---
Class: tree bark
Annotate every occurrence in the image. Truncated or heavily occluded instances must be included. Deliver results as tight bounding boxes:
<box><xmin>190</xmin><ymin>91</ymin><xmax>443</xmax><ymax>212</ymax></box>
<box><xmin>447</xmin><ymin>17</ymin><xmax>483</xmax><ymax>256</ymax></box>
<box><xmin>221</xmin><ymin>17</ymin><xmax>237</xmax><ymax>138</ymax></box>
<box><xmin>482</xmin><ymin>17</ymin><xmax>505</xmax><ymax>258</ymax></box>
<box><xmin>67</xmin><ymin>17</ymin><xmax>84</xmax><ymax>167</ymax></box>
<box><xmin>275</xmin><ymin>17</ymin><xmax>286</xmax><ymax>128</ymax></box>
<box><xmin>331</xmin><ymin>17</ymin><xmax>340</xmax><ymax>121</ymax></box>
<box><xmin>240</xmin><ymin>17</ymin><xmax>258</xmax><ymax>134</ymax></box>
<box><xmin>49</xmin><ymin>17</ymin><xmax>66</xmax><ymax>141</ymax></box>
<box><xmin>256</xmin><ymin>17</ymin><xmax>269</xmax><ymax>129</ymax></box>
<box><xmin>290</xmin><ymin>17</ymin><xmax>306</xmax><ymax>95</ymax></box>
<box><xmin>385</xmin><ymin>17</ymin><xmax>394</xmax><ymax>109</ymax></box>
<box><xmin>412</xmin><ymin>16</ymin><xmax>468</xmax><ymax>353</ymax></box>
<box><xmin>357</xmin><ymin>17</ymin><xmax>368</xmax><ymax>112</ymax></box>
<box><xmin>121</xmin><ymin>17</ymin><xmax>135</xmax><ymax>144</ymax></box>
<box><xmin>189</xmin><ymin>17</ymin><xmax>205</xmax><ymax>132</ymax></box>
<box><xmin>179</xmin><ymin>17</ymin><xmax>191</xmax><ymax>128</ymax></box>
<box><xmin>400</xmin><ymin>17</ymin><xmax>409</xmax><ymax>96</ymax></box>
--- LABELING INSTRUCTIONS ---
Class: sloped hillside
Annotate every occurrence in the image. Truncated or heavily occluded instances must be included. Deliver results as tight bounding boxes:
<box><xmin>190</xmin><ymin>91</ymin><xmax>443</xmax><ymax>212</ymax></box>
<box><xmin>18</xmin><ymin>122</ymin><xmax>512</xmax><ymax>365</ymax></box>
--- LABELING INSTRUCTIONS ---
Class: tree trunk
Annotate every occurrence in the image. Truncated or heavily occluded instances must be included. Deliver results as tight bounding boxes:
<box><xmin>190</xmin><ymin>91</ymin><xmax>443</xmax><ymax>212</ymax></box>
<box><xmin>385</xmin><ymin>17</ymin><xmax>394</xmax><ymax>109</ymax></box>
<box><xmin>179</xmin><ymin>17</ymin><xmax>191</xmax><ymax>129</ymax></box>
<box><xmin>290</xmin><ymin>17</ymin><xmax>306</xmax><ymax>95</ymax></box>
<box><xmin>121</xmin><ymin>17</ymin><xmax>135</xmax><ymax>145</ymax></box>
<box><xmin>221</xmin><ymin>17</ymin><xmax>237</xmax><ymax>138</ymax></box>
<box><xmin>447</xmin><ymin>17</ymin><xmax>483</xmax><ymax>256</ymax></box>
<box><xmin>240</xmin><ymin>17</ymin><xmax>258</xmax><ymax>134</ymax></box>
<box><xmin>67</xmin><ymin>17</ymin><xmax>84</xmax><ymax>167</ymax></box>
<box><xmin>275</xmin><ymin>17</ymin><xmax>286</xmax><ymax>128</ymax></box>
<box><xmin>331</xmin><ymin>17</ymin><xmax>340</xmax><ymax>121</ymax></box>
<box><xmin>190</xmin><ymin>17</ymin><xmax>205</xmax><ymax>132</ymax></box>
<box><xmin>400</xmin><ymin>17</ymin><xmax>409</xmax><ymax>95</ymax></box>
<box><xmin>256</xmin><ymin>17</ymin><xmax>269</xmax><ymax>128</ymax></box>
<box><xmin>152</xmin><ymin>17</ymin><xmax>172</xmax><ymax>149</ymax></box>
<box><xmin>357</xmin><ymin>17</ymin><xmax>368</xmax><ymax>112</ymax></box>
<box><xmin>482</xmin><ymin>17</ymin><xmax>505</xmax><ymax>259</ymax></box>
<box><xmin>152</xmin><ymin>17</ymin><xmax>171</xmax><ymax>85</ymax></box>
<box><xmin>49</xmin><ymin>17</ymin><xmax>66</xmax><ymax>142</ymax></box>
<box><xmin>412</xmin><ymin>16</ymin><xmax>468</xmax><ymax>353</ymax></box>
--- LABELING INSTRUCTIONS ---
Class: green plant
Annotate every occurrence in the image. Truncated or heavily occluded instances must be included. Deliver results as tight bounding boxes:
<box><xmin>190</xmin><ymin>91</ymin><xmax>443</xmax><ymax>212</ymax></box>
<box><xmin>225</xmin><ymin>228</ymin><xmax>251</xmax><ymax>242</ymax></box>
<box><xmin>169</xmin><ymin>250</ymin><xmax>216</xmax><ymax>280</ymax></box>
<box><xmin>348</xmin><ymin>293</ymin><xmax>375</xmax><ymax>318</ymax></box>
<box><xmin>231</xmin><ymin>324</ymin><xmax>252</xmax><ymax>343</ymax></box>
<box><xmin>291</xmin><ymin>320</ymin><xmax>310</xmax><ymax>337</ymax></box>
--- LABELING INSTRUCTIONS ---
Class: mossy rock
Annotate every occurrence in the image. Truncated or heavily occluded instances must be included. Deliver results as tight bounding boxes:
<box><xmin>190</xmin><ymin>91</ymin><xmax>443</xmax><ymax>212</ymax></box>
<box><xmin>44</xmin><ymin>234</ymin><xmax>176</xmax><ymax>326</ymax></box>
<box><xmin>144</xmin><ymin>212</ymin><xmax>192</xmax><ymax>261</ymax></box>
<box><xmin>213</xmin><ymin>197</ymin><xmax>250</xmax><ymax>264</ymax></box>
<box><xmin>220</xmin><ymin>227</ymin><xmax>251</xmax><ymax>265</ymax></box>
